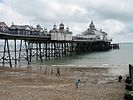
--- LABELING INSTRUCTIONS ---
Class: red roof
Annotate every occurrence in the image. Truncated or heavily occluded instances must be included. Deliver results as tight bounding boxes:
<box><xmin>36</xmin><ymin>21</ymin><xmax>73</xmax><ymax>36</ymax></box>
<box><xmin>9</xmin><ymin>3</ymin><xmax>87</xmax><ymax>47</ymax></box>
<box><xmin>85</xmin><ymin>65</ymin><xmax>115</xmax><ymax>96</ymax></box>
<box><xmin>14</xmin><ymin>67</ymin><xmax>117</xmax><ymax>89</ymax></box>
<box><xmin>0</xmin><ymin>22</ymin><xmax>9</xmax><ymax>28</ymax></box>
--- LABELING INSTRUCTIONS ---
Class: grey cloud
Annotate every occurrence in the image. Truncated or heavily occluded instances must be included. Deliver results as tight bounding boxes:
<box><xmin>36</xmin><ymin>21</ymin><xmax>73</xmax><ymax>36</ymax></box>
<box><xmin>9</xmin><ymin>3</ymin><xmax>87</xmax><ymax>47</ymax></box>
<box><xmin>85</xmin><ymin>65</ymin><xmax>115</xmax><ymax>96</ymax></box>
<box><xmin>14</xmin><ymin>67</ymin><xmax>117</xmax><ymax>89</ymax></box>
<box><xmin>5</xmin><ymin>0</ymin><xmax>133</xmax><ymax>23</ymax></box>
<box><xmin>93</xmin><ymin>8</ymin><xmax>133</xmax><ymax>23</ymax></box>
<box><xmin>84</xmin><ymin>0</ymin><xmax>133</xmax><ymax>23</ymax></box>
<box><xmin>6</xmin><ymin>0</ymin><xmax>90</xmax><ymax>23</ymax></box>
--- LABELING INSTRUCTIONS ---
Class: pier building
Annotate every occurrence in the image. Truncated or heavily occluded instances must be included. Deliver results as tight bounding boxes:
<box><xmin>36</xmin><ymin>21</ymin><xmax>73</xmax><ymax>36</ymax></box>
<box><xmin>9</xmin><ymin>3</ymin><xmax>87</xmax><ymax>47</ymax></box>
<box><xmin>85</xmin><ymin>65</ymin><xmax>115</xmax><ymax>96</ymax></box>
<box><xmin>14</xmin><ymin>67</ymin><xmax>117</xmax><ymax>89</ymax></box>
<box><xmin>0</xmin><ymin>22</ymin><xmax>9</xmax><ymax>32</ymax></box>
<box><xmin>49</xmin><ymin>23</ymin><xmax>72</xmax><ymax>40</ymax></box>
<box><xmin>74</xmin><ymin>21</ymin><xmax>111</xmax><ymax>42</ymax></box>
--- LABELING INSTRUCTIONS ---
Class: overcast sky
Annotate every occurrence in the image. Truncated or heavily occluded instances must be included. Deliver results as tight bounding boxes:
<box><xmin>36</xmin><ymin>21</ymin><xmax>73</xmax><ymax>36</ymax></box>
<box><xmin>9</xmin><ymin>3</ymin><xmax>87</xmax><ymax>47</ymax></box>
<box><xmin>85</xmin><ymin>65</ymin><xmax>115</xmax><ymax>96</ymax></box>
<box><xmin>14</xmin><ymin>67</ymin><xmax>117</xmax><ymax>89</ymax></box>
<box><xmin>0</xmin><ymin>0</ymin><xmax>133</xmax><ymax>43</ymax></box>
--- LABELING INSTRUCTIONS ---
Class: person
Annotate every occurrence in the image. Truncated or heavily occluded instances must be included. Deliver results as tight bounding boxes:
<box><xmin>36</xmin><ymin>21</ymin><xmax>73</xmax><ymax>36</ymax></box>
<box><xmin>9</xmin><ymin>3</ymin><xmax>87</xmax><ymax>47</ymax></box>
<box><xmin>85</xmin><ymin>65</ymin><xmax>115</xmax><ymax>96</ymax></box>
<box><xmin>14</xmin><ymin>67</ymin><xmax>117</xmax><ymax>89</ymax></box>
<box><xmin>118</xmin><ymin>75</ymin><xmax>122</xmax><ymax>82</ymax></box>
<box><xmin>75</xmin><ymin>79</ymin><xmax>80</xmax><ymax>89</ymax></box>
<box><xmin>56</xmin><ymin>67</ymin><xmax>60</xmax><ymax>76</ymax></box>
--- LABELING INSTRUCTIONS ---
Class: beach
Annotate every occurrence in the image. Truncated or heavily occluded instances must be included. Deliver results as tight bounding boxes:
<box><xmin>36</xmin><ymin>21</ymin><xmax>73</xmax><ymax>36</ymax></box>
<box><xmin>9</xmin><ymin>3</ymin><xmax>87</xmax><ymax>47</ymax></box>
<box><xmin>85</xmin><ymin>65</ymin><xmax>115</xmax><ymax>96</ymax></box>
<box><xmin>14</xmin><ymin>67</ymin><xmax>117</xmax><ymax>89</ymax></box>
<box><xmin>0</xmin><ymin>66</ymin><xmax>125</xmax><ymax>100</ymax></box>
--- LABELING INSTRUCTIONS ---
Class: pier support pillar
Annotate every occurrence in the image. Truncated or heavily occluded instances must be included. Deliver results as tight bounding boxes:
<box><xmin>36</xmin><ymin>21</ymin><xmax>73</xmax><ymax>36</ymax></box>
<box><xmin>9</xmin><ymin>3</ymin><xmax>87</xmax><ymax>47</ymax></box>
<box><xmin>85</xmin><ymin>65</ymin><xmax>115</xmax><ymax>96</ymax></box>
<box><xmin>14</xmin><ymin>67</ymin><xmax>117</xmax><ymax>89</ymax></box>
<box><xmin>14</xmin><ymin>39</ymin><xmax>17</xmax><ymax>67</ymax></box>
<box><xmin>2</xmin><ymin>39</ymin><xmax>12</xmax><ymax>68</ymax></box>
<box><xmin>25</xmin><ymin>40</ymin><xmax>30</xmax><ymax>65</ymax></box>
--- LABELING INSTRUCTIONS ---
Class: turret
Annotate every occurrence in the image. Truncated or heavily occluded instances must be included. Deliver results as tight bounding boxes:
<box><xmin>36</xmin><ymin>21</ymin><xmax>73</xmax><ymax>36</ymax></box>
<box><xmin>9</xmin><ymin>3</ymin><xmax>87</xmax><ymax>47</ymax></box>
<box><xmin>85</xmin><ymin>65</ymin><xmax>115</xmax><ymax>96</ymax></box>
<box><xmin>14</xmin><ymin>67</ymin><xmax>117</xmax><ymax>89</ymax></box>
<box><xmin>89</xmin><ymin>21</ymin><xmax>95</xmax><ymax>30</ymax></box>
<box><xmin>36</xmin><ymin>24</ymin><xmax>41</xmax><ymax>29</ymax></box>
<box><xmin>66</xmin><ymin>27</ymin><xmax>69</xmax><ymax>32</ymax></box>
<box><xmin>53</xmin><ymin>24</ymin><xmax>57</xmax><ymax>30</ymax></box>
<box><xmin>59</xmin><ymin>23</ymin><xmax>64</xmax><ymax>30</ymax></box>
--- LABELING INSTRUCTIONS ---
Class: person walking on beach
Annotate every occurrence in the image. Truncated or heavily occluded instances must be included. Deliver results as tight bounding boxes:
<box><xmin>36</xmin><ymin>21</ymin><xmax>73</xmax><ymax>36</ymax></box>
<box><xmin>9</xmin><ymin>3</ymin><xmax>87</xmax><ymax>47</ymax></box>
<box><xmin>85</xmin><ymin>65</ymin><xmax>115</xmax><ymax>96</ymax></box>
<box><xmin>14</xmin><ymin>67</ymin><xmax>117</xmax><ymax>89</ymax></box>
<box><xmin>75</xmin><ymin>79</ymin><xmax>80</xmax><ymax>89</ymax></box>
<box><xmin>56</xmin><ymin>67</ymin><xmax>60</xmax><ymax>76</ymax></box>
<box><xmin>118</xmin><ymin>75</ymin><xmax>122</xmax><ymax>82</ymax></box>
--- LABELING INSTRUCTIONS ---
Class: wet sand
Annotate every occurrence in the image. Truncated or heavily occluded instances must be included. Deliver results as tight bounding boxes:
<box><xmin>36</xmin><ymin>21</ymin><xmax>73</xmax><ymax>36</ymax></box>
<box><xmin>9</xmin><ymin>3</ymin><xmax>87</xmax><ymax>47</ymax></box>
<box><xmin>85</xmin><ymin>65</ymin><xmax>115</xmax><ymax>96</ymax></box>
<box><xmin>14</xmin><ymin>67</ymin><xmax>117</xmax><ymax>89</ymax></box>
<box><xmin>0</xmin><ymin>66</ymin><xmax>125</xmax><ymax>100</ymax></box>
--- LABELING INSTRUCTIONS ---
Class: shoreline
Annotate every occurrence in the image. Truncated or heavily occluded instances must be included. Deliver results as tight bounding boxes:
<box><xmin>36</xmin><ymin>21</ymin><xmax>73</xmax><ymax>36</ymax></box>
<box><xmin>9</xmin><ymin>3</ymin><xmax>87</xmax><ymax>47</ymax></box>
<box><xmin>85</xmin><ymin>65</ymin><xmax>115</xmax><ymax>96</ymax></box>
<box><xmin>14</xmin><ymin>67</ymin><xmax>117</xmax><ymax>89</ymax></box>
<box><xmin>0</xmin><ymin>66</ymin><xmax>125</xmax><ymax>100</ymax></box>
<box><xmin>1</xmin><ymin>63</ymin><xmax>128</xmax><ymax>76</ymax></box>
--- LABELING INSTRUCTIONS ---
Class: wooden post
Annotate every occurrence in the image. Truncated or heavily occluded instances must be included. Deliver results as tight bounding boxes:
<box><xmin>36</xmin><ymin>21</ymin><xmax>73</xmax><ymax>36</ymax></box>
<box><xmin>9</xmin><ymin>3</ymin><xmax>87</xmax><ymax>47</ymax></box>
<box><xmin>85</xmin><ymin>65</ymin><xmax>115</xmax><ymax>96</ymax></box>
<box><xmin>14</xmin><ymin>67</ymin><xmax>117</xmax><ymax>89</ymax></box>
<box><xmin>67</xmin><ymin>42</ymin><xmax>69</xmax><ymax>55</ymax></box>
<box><xmin>7</xmin><ymin>40</ymin><xmax>12</xmax><ymax>68</ymax></box>
<box><xmin>58</xmin><ymin>43</ymin><xmax>61</xmax><ymax>59</ymax></box>
<box><xmin>70</xmin><ymin>42</ymin><xmax>73</xmax><ymax>56</ymax></box>
<box><xmin>54</xmin><ymin>42</ymin><xmax>56</xmax><ymax>58</ymax></box>
<box><xmin>18</xmin><ymin>40</ymin><xmax>22</xmax><ymax>62</ymax></box>
<box><xmin>45</xmin><ymin>42</ymin><xmax>47</xmax><ymax>60</ymax></box>
<box><xmin>39</xmin><ymin>43</ymin><xmax>43</xmax><ymax>62</ymax></box>
<box><xmin>42</xmin><ymin>43</ymin><xmax>45</xmax><ymax>56</ymax></box>
<box><xmin>66</xmin><ymin>42</ymin><xmax>68</xmax><ymax>56</ymax></box>
<box><xmin>36</xmin><ymin>43</ymin><xmax>38</xmax><ymax>60</ymax></box>
<box><xmin>2</xmin><ymin>39</ymin><xmax>12</xmax><ymax>68</ymax></box>
<box><xmin>25</xmin><ymin>41</ymin><xmax>30</xmax><ymax>65</ymax></box>
<box><xmin>2</xmin><ymin>39</ymin><xmax>6</xmax><ymax>67</ymax></box>
<box><xmin>62</xmin><ymin>42</ymin><xmax>63</xmax><ymax>57</ymax></box>
<box><xmin>128</xmin><ymin>64</ymin><xmax>133</xmax><ymax>90</ymax></box>
<box><xmin>14</xmin><ymin>39</ymin><xmax>17</xmax><ymax>67</ymax></box>
<box><xmin>129</xmin><ymin>64</ymin><xmax>132</xmax><ymax>78</ymax></box>
<box><xmin>51</xmin><ymin>43</ymin><xmax>53</xmax><ymax>58</ymax></box>
<box><xmin>29</xmin><ymin>43</ymin><xmax>32</xmax><ymax>62</ymax></box>
<box><xmin>48</xmin><ymin>43</ymin><xmax>50</xmax><ymax>60</ymax></box>
<box><xmin>64</xmin><ymin>42</ymin><xmax>66</xmax><ymax>56</ymax></box>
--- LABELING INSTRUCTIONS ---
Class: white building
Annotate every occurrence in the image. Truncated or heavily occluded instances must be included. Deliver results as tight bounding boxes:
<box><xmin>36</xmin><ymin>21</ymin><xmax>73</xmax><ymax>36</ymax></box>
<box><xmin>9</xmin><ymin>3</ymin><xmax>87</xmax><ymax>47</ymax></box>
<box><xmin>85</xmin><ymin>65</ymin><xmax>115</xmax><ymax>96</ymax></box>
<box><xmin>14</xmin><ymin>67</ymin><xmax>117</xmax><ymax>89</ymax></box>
<box><xmin>49</xmin><ymin>23</ymin><xmax>72</xmax><ymax>40</ymax></box>
<box><xmin>65</xmin><ymin>27</ymin><xmax>73</xmax><ymax>40</ymax></box>
<box><xmin>77</xmin><ymin>21</ymin><xmax>110</xmax><ymax>41</ymax></box>
<box><xmin>36</xmin><ymin>24</ymin><xmax>48</xmax><ymax>35</ymax></box>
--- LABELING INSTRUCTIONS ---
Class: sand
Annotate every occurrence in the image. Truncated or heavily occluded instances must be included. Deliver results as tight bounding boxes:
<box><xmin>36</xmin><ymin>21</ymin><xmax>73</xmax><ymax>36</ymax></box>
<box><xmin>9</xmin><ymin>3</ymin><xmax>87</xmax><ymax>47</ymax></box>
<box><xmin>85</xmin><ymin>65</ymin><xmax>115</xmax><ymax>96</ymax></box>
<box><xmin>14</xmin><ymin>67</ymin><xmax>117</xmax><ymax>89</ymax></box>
<box><xmin>0</xmin><ymin>66</ymin><xmax>125</xmax><ymax>100</ymax></box>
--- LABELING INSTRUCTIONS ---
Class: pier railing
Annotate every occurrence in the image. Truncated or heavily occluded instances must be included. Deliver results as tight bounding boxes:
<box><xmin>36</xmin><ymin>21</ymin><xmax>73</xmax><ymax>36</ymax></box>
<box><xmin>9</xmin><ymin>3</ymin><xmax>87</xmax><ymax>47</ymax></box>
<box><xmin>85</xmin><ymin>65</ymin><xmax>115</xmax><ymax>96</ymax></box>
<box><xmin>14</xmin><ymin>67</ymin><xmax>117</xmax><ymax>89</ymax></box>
<box><xmin>0</xmin><ymin>29</ymin><xmax>51</xmax><ymax>37</ymax></box>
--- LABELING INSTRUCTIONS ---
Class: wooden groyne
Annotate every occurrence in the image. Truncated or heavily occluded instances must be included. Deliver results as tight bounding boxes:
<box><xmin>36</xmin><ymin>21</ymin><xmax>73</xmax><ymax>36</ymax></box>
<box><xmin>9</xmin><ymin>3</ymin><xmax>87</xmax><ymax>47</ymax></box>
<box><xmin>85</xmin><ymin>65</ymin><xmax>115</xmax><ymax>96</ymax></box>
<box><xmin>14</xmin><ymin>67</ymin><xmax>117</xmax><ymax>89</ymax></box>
<box><xmin>124</xmin><ymin>64</ymin><xmax>133</xmax><ymax>100</ymax></box>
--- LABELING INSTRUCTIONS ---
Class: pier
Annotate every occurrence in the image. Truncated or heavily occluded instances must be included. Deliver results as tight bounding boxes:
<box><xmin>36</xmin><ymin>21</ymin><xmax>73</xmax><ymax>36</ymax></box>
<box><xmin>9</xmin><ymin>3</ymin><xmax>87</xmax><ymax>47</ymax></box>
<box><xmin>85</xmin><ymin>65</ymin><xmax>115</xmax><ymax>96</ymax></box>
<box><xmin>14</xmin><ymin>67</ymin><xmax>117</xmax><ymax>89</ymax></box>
<box><xmin>0</xmin><ymin>21</ymin><xmax>119</xmax><ymax>67</ymax></box>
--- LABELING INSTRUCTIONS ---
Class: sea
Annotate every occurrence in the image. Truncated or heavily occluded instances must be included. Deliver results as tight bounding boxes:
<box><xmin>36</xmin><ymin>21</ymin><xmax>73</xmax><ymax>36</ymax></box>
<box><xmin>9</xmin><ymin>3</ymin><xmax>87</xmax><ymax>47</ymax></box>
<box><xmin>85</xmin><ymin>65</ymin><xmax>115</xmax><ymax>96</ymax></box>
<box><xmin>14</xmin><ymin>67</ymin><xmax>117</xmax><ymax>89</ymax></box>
<box><xmin>1</xmin><ymin>42</ymin><xmax>133</xmax><ymax>76</ymax></box>
<box><xmin>31</xmin><ymin>43</ymin><xmax>133</xmax><ymax>76</ymax></box>
<box><xmin>33</xmin><ymin>43</ymin><xmax>133</xmax><ymax>66</ymax></box>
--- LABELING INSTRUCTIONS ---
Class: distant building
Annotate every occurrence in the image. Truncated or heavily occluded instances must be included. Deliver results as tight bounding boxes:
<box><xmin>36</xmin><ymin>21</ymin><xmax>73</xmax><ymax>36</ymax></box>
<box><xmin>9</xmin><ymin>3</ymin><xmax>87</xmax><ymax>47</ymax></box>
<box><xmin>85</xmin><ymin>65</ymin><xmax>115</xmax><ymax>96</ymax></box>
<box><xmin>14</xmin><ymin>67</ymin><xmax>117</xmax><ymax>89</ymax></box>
<box><xmin>30</xmin><ymin>26</ymin><xmax>39</xmax><ymax>35</ymax></box>
<box><xmin>49</xmin><ymin>24</ymin><xmax>58</xmax><ymax>40</ymax></box>
<box><xmin>9</xmin><ymin>24</ymin><xmax>47</xmax><ymax>36</ymax></box>
<box><xmin>76</xmin><ymin>21</ymin><xmax>110</xmax><ymax>41</ymax></box>
<box><xmin>0</xmin><ymin>22</ymin><xmax>9</xmax><ymax>32</ymax></box>
<box><xmin>10</xmin><ymin>25</ymin><xmax>32</xmax><ymax>35</ymax></box>
<box><xmin>49</xmin><ymin>23</ymin><xmax>72</xmax><ymax>40</ymax></box>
